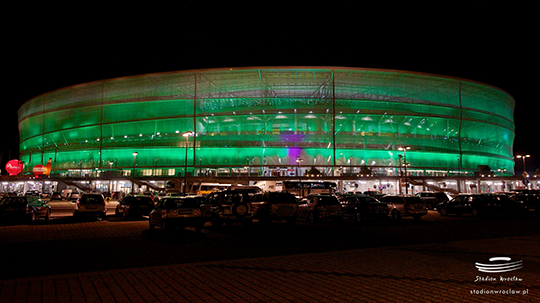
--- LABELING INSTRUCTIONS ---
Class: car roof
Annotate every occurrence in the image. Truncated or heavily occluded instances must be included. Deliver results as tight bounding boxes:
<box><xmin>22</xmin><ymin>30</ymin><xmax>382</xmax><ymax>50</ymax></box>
<box><xmin>161</xmin><ymin>196</ymin><xmax>196</xmax><ymax>200</ymax></box>
<box><xmin>456</xmin><ymin>193</ymin><xmax>505</xmax><ymax>196</ymax></box>
<box><xmin>340</xmin><ymin>194</ymin><xmax>371</xmax><ymax>198</ymax></box>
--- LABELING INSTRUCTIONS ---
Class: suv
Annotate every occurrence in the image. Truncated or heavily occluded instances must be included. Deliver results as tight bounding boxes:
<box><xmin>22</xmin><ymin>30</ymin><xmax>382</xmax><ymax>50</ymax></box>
<box><xmin>200</xmin><ymin>190</ymin><xmax>254</xmax><ymax>227</ymax></box>
<box><xmin>338</xmin><ymin>194</ymin><xmax>388</xmax><ymax>221</ymax></box>
<box><xmin>149</xmin><ymin>197</ymin><xmax>204</xmax><ymax>232</ymax></box>
<box><xmin>115</xmin><ymin>195</ymin><xmax>155</xmax><ymax>218</ymax></box>
<box><xmin>416</xmin><ymin>192</ymin><xmax>449</xmax><ymax>210</ymax></box>
<box><xmin>380</xmin><ymin>195</ymin><xmax>427</xmax><ymax>220</ymax></box>
<box><xmin>297</xmin><ymin>194</ymin><xmax>342</xmax><ymax>224</ymax></box>
<box><xmin>74</xmin><ymin>193</ymin><xmax>107</xmax><ymax>219</ymax></box>
<box><xmin>437</xmin><ymin>194</ymin><xmax>519</xmax><ymax>217</ymax></box>
<box><xmin>251</xmin><ymin>192</ymin><xmax>298</xmax><ymax>224</ymax></box>
<box><xmin>511</xmin><ymin>192</ymin><xmax>539</xmax><ymax>216</ymax></box>
<box><xmin>0</xmin><ymin>196</ymin><xmax>51</xmax><ymax>222</ymax></box>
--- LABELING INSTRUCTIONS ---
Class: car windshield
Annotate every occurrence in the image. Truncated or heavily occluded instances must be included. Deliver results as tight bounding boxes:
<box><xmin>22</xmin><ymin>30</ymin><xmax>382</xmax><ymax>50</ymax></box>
<box><xmin>79</xmin><ymin>195</ymin><xmax>103</xmax><ymax>204</ymax></box>
<box><xmin>318</xmin><ymin>196</ymin><xmax>340</xmax><ymax>206</ymax></box>
<box><xmin>0</xmin><ymin>197</ymin><xmax>27</xmax><ymax>206</ymax></box>
<box><xmin>435</xmin><ymin>193</ymin><xmax>448</xmax><ymax>199</ymax></box>
<box><xmin>162</xmin><ymin>198</ymin><xmax>199</xmax><ymax>209</ymax></box>
<box><xmin>404</xmin><ymin>197</ymin><xmax>423</xmax><ymax>204</ymax></box>
<box><xmin>127</xmin><ymin>197</ymin><xmax>152</xmax><ymax>205</ymax></box>
<box><xmin>162</xmin><ymin>199</ymin><xmax>181</xmax><ymax>209</ymax></box>
<box><xmin>180</xmin><ymin>198</ymin><xmax>200</xmax><ymax>208</ymax></box>
<box><xmin>221</xmin><ymin>192</ymin><xmax>244</xmax><ymax>204</ymax></box>
<box><xmin>359</xmin><ymin>197</ymin><xmax>379</xmax><ymax>204</ymax></box>
<box><xmin>269</xmin><ymin>192</ymin><xmax>296</xmax><ymax>204</ymax></box>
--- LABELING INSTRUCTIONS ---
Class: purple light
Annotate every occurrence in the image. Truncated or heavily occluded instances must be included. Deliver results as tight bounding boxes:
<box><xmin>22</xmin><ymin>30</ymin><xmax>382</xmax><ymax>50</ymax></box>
<box><xmin>287</xmin><ymin>147</ymin><xmax>303</xmax><ymax>165</ymax></box>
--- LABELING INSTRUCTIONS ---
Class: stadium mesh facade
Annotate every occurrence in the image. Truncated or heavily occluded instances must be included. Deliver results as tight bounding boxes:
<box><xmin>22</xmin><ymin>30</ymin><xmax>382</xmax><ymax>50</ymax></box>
<box><xmin>18</xmin><ymin>67</ymin><xmax>515</xmax><ymax>177</ymax></box>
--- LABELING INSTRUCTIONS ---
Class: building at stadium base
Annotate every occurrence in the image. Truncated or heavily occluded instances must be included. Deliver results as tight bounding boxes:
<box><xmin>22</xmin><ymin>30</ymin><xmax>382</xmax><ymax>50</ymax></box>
<box><xmin>13</xmin><ymin>66</ymin><xmax>536</xmax><ymax>195</ymax></box>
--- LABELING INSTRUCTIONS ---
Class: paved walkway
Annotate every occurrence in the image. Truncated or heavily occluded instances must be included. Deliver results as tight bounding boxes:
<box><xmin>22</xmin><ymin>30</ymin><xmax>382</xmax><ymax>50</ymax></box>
<box><xmin>1</xmin><ymin>235</ymin><xmax>538</xmax><ymax>302</ymax></box>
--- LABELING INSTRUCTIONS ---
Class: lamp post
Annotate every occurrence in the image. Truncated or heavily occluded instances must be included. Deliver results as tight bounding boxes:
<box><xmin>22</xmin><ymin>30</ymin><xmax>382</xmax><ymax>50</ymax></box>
<box><xmin>398</xmin><ymin>146</ymin><xmax>411</xmax><ymax>194</ymax></box>
<box><xmin>246</xmin><ymin>157</ymin><xmax>251</xmax><ymax>185</ymax></box>
<box><xmin>109</xmin><ymin>161</ymin><xmax>114</xmax><ymax>193</ymax></box>
<box><xmin>182</xmin><ymin>131</ymin><xmax>193</xmax><ymax>194</ymax></box>
<box><xmin>131</xmin><ymin>152</ymin><xmax>138</xmax><ymax>194</ymax></box>
<box><xmin>79</xmin><ymin>160</ymin><xmax>83</xmax><ymax>178</ymax></box>
<box><xmin>516</xmin><ymin>154</ymin><xmax>531</xmax><ymax>175</ymax></box>
<box><xmin>199</xmin><ymin>157</ymin><xmax>202</xmax><ymax>176</ymax></box>
<box><xmin>296</xmin><ymin>156</ymin><xmax>303</xmax><ymax>180</ymax></box>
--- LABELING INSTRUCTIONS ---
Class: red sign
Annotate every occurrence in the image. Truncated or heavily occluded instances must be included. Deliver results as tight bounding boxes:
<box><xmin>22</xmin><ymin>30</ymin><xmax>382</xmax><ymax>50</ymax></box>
<box><xmin>33</xmin><ymin>158</ymin><xmax>52</xmax><ymax>176</ymax></box>
<box><xmin>6</xmin><ymin>160</ymin><xmax>24</xmax><ymax>175</ymax></box>
<box><xmin>33</xmin><ymin>165</ymin><xmax>47</xmax><ymax>175</ymax></box>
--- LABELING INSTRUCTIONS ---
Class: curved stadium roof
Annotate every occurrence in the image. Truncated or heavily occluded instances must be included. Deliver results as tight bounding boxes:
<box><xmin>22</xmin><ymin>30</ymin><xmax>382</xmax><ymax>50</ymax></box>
<box><xmin>18</xmin><ymin>67</ymin><xmax>515</xmax><ymax>176</ymax></box>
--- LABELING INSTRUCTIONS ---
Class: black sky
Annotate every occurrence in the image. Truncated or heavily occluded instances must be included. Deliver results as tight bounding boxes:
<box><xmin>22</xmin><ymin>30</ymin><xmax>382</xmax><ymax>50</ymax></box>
<box><xmin>3</xmin><ymin>5</ymin><xmax>538</xmax><ymax>174</ymax></box>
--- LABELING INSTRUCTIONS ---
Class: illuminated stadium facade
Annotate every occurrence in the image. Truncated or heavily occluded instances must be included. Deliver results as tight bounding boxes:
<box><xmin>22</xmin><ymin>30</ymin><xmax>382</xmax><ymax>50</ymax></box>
<box><xmin>18</xmin><ymin>67</ymin><xmax>515</xmax><ymax>187</ymax></box>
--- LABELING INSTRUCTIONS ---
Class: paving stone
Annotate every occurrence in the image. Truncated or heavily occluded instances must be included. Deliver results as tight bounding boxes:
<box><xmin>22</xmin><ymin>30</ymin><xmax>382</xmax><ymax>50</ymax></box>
<box><xmin>1</xmin><ymin>233</ymin><xmax>538</xmax><ymax>302</ymax></box>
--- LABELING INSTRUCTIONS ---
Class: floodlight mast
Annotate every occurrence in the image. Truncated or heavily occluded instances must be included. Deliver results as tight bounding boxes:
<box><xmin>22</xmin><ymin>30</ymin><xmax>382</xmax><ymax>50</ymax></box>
<box><xmin>398</xmin><ymin>147</ymin><xmax>411</xmax><ymax>194</ymax></box>
<box><xmin>183</xmin><ymin>132</ymin><xmax>194</xmax><ymax>194</ymax></box>
<box><xmin>131</xmin><ymin>152</ymin><xmax>138</xmax><ymax>193</ymax></box>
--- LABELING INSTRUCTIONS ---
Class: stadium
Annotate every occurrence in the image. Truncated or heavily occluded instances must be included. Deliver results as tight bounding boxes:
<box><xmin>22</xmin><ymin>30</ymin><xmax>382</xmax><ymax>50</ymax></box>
<box><xmin>17</xmin><ymin>67</ymin><xmax>516</xmax><ymax>193</ymax></box>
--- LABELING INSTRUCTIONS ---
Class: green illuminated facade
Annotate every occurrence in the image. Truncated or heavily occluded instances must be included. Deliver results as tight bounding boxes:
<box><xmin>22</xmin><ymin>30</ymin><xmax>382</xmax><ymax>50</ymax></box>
<box><xmin>18</xmin><ymin>67</ymin><xmax>515</xmax><ymax>177</ymax></box>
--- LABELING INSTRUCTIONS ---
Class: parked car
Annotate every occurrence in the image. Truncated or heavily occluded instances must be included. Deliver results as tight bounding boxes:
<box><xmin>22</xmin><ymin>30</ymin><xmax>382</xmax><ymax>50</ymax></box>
<box><xmin>24</xmin><ymin>190</ymin><xmax>40</xmax><ymax>197</ymax></box>
<box><xmin>437</xmin><ymin>193</ymin><xmax>520</xmax><ymax>217</ymax></box>
<box><xmin>73</xmin><ymin>193</ymin><xmax>106</xmax><ymax>219</ymax></box>
<box><xmin>416</xmin><ymin>191</ymin><xmax>450</xmax><ymax>210</ymax></box>
<box><xmin>297</xmin><ymin>193</ymin><xmax>342</xmax><ymax>224</ymax></box>
<box><xmin>363</xmin><ymin>191</ymin><xmax>385</xmax><ymax>200</ymax></box>
<box><xmin>71</xmin><ymin>192</ymin><xmax>83</xmax><ymax>201</ymax></box>
<box><xmin>338</xmin><ymin>194</ymin><xmax>388</xmax><ymax>221</ymax></box>
<box><xmin>200</xmin><ymin>189</ymin><xmax>254</xmax><ymax>227</ymax></box>
<box><xmin>511</xmin><ymin>191</ymin><xmax>540</xmax><ymax>216</ymax></box>
<box><xmin>380</xmin><ymin>195</ymin><xmax>427</xmax><ymax>220</ymax></box>
<box><xmin>0</xmin><ymin>196</ymin><xmax>51</xmax><ymax>222</ymax></box>
<box><xmin>115</xmin><ymin>195</ymin><xmax>155</xmax><ymax>218</ymax></box>
<box><xmin>251</xmin><ymin>192</ymin><xmax>298</xmax><ymax>224</ymax></box>
<box><xmin>149</xmin><ymin>197</ymin><xmax>204</xmax><ymax>232</ymax></box>
<box><xmin>50</xmin><ymin>192</ymin><xmax>63</xmax><ymax>201</ymax></box>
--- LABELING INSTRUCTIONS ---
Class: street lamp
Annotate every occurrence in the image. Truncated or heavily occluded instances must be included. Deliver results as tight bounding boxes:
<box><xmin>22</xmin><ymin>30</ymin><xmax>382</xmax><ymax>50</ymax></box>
<box><xmin>131</xmin><ymin>152</ymin><xmax>138</xmax><ymax>194</ymax></box>
<box><xmin>516</xmin><ymin>155</ymin><xmax>531</xmax><ymax>175</ymax></box>
<box><xmin>398</xmin><ymin>146</ymin><xmax>412</xmax><ymax>194</ymax></box>
<box><xmin>182</xmin><ymin>131</ymin><xmax>194</xmax><ymax>194</ymax></box>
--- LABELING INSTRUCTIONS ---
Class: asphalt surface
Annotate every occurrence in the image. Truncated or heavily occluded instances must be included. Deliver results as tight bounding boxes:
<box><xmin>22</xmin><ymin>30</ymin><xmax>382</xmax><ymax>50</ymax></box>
<box><xmin>1</xmin><ymin>203</ymin><xmax>539</xmax><ymax>284</ymax></box>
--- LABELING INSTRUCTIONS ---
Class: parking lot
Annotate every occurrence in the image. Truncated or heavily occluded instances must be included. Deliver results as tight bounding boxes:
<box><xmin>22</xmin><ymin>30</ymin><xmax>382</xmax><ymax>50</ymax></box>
<box><xmin>1</xmin><ymin>200</ymin><xmax>539</xmax><ymax>302</ymax></box>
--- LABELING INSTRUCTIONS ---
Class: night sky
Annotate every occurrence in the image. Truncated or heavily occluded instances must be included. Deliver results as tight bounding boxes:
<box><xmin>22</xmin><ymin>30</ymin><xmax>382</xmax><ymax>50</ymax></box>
<box><xmin>3</xmin><ymin>5</ymin><xmax>538</xmax><ymax>175</ymax></box>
